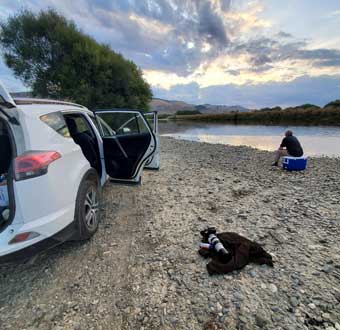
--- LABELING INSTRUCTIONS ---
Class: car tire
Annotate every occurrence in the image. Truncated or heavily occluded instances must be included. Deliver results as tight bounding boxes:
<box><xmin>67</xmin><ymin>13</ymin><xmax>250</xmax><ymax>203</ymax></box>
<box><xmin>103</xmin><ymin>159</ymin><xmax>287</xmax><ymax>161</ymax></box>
<box><xmin>74</xmin><ymin>176</ymin><xmax>100</xmax><ymax>240</ymax></box>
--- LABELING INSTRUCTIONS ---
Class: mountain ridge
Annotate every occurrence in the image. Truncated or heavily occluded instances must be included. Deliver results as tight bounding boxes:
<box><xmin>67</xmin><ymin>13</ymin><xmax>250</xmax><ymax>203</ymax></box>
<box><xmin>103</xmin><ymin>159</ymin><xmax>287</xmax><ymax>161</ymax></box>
<box><xmin>150</xmin><ymin>98</ymin><xmax>250</xmax><ymax>114</ymax></box>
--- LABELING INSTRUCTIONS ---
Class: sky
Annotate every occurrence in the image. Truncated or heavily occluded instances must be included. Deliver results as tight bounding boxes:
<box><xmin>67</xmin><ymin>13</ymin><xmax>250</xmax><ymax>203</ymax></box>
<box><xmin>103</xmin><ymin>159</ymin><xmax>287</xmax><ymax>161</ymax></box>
<box><xmin>1</xmin><ymin>0</ymin><xmax>340</xmax><ymax>108</ymax></box>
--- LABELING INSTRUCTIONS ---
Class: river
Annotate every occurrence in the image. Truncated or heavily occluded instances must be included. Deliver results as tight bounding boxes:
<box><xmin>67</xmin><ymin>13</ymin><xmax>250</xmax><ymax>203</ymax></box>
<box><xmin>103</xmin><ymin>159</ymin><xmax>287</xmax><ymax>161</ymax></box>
<box><xmin>160</xmin><ymin>121</ymin><xmax>340</xmax><ymax>157</ymax></box>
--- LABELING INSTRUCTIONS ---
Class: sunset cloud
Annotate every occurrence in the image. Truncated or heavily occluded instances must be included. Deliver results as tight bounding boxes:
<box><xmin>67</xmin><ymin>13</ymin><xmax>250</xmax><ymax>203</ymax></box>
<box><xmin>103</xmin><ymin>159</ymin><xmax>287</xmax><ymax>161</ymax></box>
<box><xmin>1</xmin><ymin>0</ymin><xmax>340</xmax><ymax>107</ymax></box>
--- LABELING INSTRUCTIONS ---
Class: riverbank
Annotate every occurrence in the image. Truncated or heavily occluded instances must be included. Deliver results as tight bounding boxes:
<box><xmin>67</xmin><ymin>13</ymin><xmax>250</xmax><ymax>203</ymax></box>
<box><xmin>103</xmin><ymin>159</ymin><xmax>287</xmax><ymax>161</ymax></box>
<box><xmin>171</xmin><ymin>105</ymin><xmax>340</xmax><ymax>126</ymax></box>
<box><xmin>0</xmin><ymin>137</ymin><xmax>339</xmax><ymax>330</ymax></box>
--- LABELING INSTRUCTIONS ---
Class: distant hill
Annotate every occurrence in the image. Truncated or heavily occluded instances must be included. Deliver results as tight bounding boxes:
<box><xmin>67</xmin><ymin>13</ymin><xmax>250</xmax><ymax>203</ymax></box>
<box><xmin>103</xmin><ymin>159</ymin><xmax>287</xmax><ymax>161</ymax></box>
<box><xmin>150</xmin><ymin>98</ymin><xmax>250</xmax><ymax>114</ymax></box>
<box><xmin>10</xmin><ymin>91</ymin><xmax>33</xmax><ymax>98</ymax></box>
<box><xmin>150</xmin><ymin>98</ymin><xmax>196</xmax><ymax>114</ymax></box>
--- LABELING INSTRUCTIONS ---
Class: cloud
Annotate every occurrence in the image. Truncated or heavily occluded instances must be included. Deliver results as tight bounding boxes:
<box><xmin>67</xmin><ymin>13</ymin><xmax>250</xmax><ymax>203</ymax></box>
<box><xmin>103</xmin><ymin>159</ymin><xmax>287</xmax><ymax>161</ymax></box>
<box><xmin>1</xmin><ymin>0</ymin><xmax>340</xmax><ymax>105</ymax></box>
<box><xmin>277</xmin><ymin>31</ymin><xmax>293</xmax><ymax>38</ymax></box>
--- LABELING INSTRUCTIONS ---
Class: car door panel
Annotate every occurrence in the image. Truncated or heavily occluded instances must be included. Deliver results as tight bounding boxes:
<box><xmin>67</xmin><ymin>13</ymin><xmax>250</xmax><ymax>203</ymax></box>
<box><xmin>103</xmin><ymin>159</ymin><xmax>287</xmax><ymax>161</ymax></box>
<box><xmin>102</xmin><ymin>133</ymin><xmax>151</xmax><ymax>179</ymax></box>
<box><xmin>144</xmin><ymin>112</ymin><xmax>160</xmax><ymax>170</ymax></box>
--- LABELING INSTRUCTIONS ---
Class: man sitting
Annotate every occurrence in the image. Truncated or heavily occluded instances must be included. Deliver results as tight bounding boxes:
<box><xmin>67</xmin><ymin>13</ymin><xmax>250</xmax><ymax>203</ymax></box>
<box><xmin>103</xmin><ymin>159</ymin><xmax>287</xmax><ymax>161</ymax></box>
<box><xmin>272</xmin><ymin>130</ymin><xmax>303</xmax><ymax>166</ymax></box>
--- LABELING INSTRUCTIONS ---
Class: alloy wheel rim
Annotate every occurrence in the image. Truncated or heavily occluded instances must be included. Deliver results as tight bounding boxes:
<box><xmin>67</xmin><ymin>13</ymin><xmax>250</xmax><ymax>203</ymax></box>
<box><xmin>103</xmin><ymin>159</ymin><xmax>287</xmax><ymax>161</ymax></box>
<box><xmin>84</xmin><ymin>186</ymin><xmax>99</xmax><ymax>231</ymax></box>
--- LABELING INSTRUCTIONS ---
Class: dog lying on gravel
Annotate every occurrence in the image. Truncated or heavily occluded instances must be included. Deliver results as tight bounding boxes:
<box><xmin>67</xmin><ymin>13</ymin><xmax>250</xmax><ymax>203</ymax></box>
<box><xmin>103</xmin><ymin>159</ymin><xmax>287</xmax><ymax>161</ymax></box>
<box><xmin>199</xmin><ymin>231</ymin><xmax>274</xmax><ymax>275</ymax></box>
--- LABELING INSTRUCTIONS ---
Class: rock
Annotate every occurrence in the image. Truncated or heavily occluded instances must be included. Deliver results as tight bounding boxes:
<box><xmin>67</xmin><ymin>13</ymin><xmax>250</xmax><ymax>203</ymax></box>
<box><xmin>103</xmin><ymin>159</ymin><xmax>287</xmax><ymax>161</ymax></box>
<box><xmin>255</xmin><ymin>315</ymin><xmax>268</xmax><ymax>328</ymax></box>
<box><xmin>216</xmin><ymin>302</ymin><xmax>223</xmax><ymax>313</ymax></box>
<box><xmin>322</xmin><ymin>312</ymin><xmax>331</xmax><ymax>320</ymax></box>
<box><xmin>269</xmin><ymin>284</ymin><xmax>278</xmax><ymax>293</ymax></box>
<box><xmin>322</xmin><ymin>265</ymin><xmax>333</xmax><ymax>273</ymax></box>
<box><xmin>290</xmin><ymin>297</ymin><xmax>299</xmax><ymax>307</ymax></box>
<box><xmin>249</xmin><ymin>270</ymin><xmax>256</xmax><ymax>278</ymax></box>
<box><xmin>308</xmin><ymin>303</ymin><xmax>316</xmax><ymax>309</ymax></box>
<box><xmin>333</xmin><ymin>292</ymin><xmax>340</xmax><ymax>302</ymax></box>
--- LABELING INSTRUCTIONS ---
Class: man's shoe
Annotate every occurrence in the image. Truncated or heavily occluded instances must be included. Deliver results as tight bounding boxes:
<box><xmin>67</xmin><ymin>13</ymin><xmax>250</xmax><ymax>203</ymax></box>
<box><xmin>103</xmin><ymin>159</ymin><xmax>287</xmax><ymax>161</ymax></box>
<box><xmin>271</xmin><ymin>162</ymin><xmax>278</xmax><ymax>167</ymax></box>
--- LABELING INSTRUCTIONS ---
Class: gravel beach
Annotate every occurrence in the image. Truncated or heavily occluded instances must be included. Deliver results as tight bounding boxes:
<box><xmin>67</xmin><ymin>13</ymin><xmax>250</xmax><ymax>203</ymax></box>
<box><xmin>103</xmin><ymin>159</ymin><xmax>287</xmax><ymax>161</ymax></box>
<box><xmin>0</xmin><ymin>136</ymin><xmax>339</xmax><ymax>330</ymax></box>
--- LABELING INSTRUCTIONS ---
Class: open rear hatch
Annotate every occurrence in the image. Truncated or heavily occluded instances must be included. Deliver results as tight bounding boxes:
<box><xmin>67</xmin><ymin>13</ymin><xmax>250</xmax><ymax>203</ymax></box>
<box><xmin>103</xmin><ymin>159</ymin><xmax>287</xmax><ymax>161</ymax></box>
<box><xmin>0</xmin><ymin>117</ymin><xmax>15</xmax><ymax>231</ymax></box>
<box><xmin>0</xmin><ymin>81</ymin><xmax>18</xmax><ymax>232</ymax></box>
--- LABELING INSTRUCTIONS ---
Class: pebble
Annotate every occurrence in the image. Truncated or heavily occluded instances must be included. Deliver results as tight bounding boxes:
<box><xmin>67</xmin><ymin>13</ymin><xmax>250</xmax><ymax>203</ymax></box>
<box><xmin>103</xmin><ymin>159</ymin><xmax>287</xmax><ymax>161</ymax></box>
<box><xmin>255</xmin><ymin>315</ymin><xmax>268</xmax><ymax>328</ymax></box>
<box><xmin>269</xmin><ymin>284</ymin><xmax>278</xmax><ymax>293</ymax></box>
<box><xmin>334</xmin><ymin>292</ymin><xmax>340</xmax><ymax>302</ymax></box>
<box><xmin>323</xmin><ymin>265</ymin><xmax>333</xmax><ymax>273</ymax></box>
<box><xmin>1</xmin><ymin>137</ymin><xmax>340</xmax><ymax>330</ymax></box>
<box><xmin>290</xmin><ymin>297</ymin><xmax>299</xmax><ymax>307</ymax></box>
<box><xmin>322</xmin><ymin>312</ymin><xmax>331</xmax><ymax>320</ymax></box>
<box><xmin>216</xmin><ymin>302</ymin><xmax>223</xmax><ymax>313</ymax></box>
<box><xmin>249</xmin><ymin>270</ymin><xmax>257</xmax><ymax>278</ymax></box>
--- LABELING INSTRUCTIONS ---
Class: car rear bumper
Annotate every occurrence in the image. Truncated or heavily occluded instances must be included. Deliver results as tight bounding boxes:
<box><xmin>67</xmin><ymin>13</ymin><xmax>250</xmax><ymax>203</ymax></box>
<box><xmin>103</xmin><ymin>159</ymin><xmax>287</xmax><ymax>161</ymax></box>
<box><xmin>0</xmin><ymin>203</ymin><xmax>75</xmax><ymax>260</ymax></box>
<box><xmin>0</xmin><ymin>220</ymin><xmax>77</xmax><ymax>263</ymax></box>
<box><xmin>0</xmin><ymin>220</ymin><xmax>77</xmax><ymax>262</ymax></box>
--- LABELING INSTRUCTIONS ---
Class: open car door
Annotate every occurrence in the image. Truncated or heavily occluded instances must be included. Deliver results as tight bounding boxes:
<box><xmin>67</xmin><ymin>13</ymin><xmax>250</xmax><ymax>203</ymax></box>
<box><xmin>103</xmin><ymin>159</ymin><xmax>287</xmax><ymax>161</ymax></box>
<box><xmin>95</xmin><ymin>110</ymin><xmax>156</xmax><ymax>184</ymax></box>
<box><xmin>144</xmin><ymin>111</ymin><xmax>160</xmax><ymax>170</ymax></box>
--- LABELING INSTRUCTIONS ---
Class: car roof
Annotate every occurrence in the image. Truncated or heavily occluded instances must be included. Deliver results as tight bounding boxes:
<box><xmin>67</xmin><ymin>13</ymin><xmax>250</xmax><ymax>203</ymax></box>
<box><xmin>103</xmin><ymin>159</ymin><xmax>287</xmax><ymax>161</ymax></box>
<box><xmin>14</xmin><ymin>98</ymin><xmax>93</xmax><ymax>117</ymax></box>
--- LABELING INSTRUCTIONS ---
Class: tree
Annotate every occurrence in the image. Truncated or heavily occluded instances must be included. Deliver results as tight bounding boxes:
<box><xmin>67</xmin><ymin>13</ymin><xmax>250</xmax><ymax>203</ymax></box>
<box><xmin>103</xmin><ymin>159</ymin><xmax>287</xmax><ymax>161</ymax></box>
<box><xmin>0</xmin><ymin>9</ymin><xmax>152</xmax><ymax>110</ymax></box>
<box><xmin>324</xmin><ymin>100</ymin><xmax>340</xmax><ymax>108</ymax></box>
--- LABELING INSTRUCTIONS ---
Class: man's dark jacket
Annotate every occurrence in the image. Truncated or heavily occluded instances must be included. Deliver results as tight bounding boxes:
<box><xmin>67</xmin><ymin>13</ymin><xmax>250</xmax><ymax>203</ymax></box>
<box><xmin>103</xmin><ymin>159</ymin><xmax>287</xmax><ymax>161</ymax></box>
<box><xmin>199</xmin><ymin>232</ymin><xmax>274</xmax><ymax>275</ymax></box>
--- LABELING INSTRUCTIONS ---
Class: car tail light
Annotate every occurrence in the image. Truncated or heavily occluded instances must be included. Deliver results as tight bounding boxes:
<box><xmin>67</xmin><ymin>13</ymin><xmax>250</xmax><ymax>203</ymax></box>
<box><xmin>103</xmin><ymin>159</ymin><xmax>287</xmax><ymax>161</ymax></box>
<box><xmin>14</xmin><ymin>151</ymin><xmax>61</xmax><ymax>181</ymax></box>
<box><xmin>9</xmin><ymin>232</ymin><xmax>40</xmax><ymax>244</ymax></box>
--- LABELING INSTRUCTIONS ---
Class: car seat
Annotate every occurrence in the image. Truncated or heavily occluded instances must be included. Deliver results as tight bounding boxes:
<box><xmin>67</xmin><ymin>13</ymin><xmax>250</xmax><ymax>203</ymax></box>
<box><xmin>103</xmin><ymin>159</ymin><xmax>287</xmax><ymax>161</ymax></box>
<box><xmin>65</xmin><ymin>117</ymin><xmax>99</xmax><ymax>171</ymax></box>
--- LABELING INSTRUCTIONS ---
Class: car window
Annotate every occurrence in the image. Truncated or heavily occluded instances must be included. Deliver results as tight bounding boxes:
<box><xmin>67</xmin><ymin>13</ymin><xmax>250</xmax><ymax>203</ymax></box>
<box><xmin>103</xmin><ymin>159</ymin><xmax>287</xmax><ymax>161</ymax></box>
<box><xmin>73</xmin><ymin>116</ymin><xmax>89</xmax><ymax>134</ymax></box>
<box><xmin>137</xmin><ymin>115</ymin><xmax>149</xmax><ymax>134</ymax></box>
<box><xmin>40</xmin><ymin>112</ymin><xmax>70</xmax><ymax>138</ymax></box>
<box><xmin>97</xmin><ymin>116</ymin><xmax>116</xmax><ymax>137</ymax></box>
<box><xmin>144</xmin><ymin>113</ymin><xmax>155</xmax><ymax>132</ymax></box>
<box><xmin>97</xmin><ymin>112</ymin><xmax>149</xmax><ymax>136</ymax></box>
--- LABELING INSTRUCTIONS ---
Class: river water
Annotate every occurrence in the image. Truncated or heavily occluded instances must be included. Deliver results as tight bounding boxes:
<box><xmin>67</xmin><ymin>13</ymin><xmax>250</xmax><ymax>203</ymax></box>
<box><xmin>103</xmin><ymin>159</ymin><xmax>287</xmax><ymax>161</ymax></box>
<box><xmin>160</xmin><ymin>121</ymin><xmax>340</xmax><ymax>157</ymax></box>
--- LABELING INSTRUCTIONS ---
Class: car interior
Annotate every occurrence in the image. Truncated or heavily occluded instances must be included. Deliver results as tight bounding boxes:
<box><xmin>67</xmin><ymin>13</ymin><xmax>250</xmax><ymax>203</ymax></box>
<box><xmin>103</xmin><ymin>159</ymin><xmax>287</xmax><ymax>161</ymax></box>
<box><xmin>0</xmin><ymin>118</ymin><xmax>12</xmax><ymax>230</ymax></box>
<box><xmin>0</xmin><ymin>119</ymin><xmax>12</xmax><ymax>178</ymax></box>
<box><xmin>63</xmin><ymin>114</ymin><xmax>102</xmax><ymax>176</ymax></box>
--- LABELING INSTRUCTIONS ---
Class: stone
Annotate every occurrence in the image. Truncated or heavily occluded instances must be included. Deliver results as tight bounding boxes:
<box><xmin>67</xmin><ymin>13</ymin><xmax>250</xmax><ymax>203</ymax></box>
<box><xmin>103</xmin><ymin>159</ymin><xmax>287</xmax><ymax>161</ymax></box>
<box><xmin>333</xmin><ymin>292</ymin><xmax>340</xmax><ymax>302</ymax></box>
<box><xmin>216</xmin><ymin>302</ymin><xmax>223</xmax><ymax>313</ymax></box>
<box><xmin>255</xmin><ymin>315</ymin><xmax>268</xmax><ymax>328</ymax></box>
<box><xmin>322</xmin><ymin>312</ymin><xmax>331</xmax><ymax>320</ymax></box>
<box><xmin>323</xmin><ymin>265</ymin><xmax>333</xmax><ymax>273</ymax></box>
<box><xmin>290</xmin><ymin>297</ymin><xmax>299</xmax><ymax>307</ymax></box>
<box><xmin>249</xmin><ymin>270</ymin><xmax>256</xmax><ymax>278</ymax></box>
<box><xmin>269</xmin><ymin>284</ymin><xmax>278</xmax><ymax>293</ymax></box>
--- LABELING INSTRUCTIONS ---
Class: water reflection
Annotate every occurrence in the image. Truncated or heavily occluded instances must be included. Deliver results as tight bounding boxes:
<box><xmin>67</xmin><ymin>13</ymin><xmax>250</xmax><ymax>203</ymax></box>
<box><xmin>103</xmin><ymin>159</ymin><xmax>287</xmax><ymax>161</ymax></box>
<box><xmin>160</xmin><ymin>122</ymin><xmax>340</xmax><ymax>157</ymax></box>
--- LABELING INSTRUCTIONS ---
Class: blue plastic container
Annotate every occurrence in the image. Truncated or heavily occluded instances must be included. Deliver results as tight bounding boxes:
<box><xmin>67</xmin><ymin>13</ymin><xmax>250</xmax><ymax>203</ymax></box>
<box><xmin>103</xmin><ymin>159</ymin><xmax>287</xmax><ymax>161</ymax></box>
<box><xmin>282</xmin><ymin>156</ymin><xmax>308</xmax><ymax>171</ymax></box>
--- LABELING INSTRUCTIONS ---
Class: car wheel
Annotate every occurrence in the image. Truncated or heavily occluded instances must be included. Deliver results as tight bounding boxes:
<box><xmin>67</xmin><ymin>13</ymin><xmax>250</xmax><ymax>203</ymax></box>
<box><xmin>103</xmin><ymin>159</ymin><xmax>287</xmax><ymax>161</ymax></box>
<box><xmin>75</xmin><ymin>177</ymin><xmax>100</xmax><ymax>240</ymax></box>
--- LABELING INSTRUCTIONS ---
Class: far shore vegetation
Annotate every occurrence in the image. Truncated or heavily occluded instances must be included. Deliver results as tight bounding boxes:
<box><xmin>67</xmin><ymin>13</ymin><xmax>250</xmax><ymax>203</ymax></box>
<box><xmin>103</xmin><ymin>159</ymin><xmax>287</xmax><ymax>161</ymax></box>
<box><xmin>167</xmin><ymin>101</ymin><xmax>340</xmax><ymax>126</ymax></box>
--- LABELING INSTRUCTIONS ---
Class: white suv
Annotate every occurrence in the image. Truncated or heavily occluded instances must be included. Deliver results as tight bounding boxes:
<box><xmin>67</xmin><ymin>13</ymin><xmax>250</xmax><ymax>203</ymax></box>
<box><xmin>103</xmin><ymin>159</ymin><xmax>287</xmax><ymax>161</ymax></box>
<box><xmin>0</xmin><ymin>82</ymin><xmax>159</xmax><ymax>261</ymax></box>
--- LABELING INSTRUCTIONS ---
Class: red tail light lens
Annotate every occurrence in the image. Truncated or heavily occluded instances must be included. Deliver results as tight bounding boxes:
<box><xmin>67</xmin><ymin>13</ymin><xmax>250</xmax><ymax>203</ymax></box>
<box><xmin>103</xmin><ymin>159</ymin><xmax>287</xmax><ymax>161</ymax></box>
<box><xmin>9</xmin><ymin>232</ymin><xmax>40</xmax><ymax>244</ymax></box>
<box><xmin>15</xmin><ymin>151</ymin><xmax>61</xmax><ymax>181</ymax></box>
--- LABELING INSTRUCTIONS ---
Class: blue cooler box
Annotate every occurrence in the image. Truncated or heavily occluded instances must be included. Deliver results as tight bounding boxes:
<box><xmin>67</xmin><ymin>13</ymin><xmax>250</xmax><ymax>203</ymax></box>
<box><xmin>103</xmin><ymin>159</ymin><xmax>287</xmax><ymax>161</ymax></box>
<box><xmin>282</xmin><ymin>156</ymin><xmax>308</xmax><ymax>171</ymax></box>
